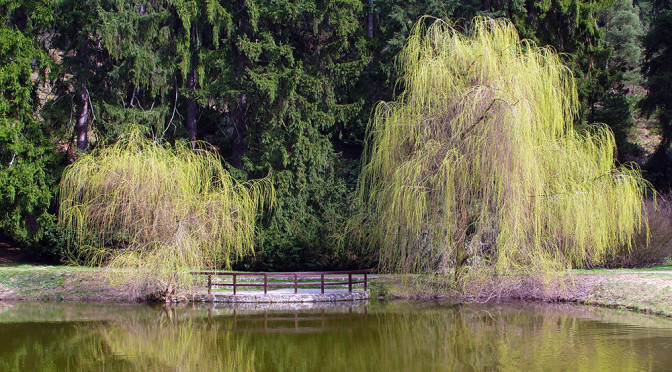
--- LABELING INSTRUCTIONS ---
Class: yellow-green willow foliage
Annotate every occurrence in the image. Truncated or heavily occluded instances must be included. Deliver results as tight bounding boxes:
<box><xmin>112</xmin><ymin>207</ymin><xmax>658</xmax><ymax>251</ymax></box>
<box><xmin>59</xmin><ymin>129</ymin><xmax>274</xmax><ymax>295</ymax></box>
<box><xmin>359</xmin><ymin>17</ymin><xmax>648</xmax><ymax>279</ymax></box>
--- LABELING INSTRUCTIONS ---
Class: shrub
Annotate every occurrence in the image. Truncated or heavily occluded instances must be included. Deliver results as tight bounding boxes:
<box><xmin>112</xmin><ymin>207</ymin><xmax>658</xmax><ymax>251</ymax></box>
<box><xmin>605</xmin><ymin>196</ymin><xmax>672</xmax><ymax>268</ymax></box>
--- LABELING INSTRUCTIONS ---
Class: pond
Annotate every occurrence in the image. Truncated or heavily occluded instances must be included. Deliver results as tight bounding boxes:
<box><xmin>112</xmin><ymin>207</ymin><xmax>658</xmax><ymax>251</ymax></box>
<box><xmin>1</xmin><ymin>301</ymin><xmax>672</xmax><ymax>371</ymax></box>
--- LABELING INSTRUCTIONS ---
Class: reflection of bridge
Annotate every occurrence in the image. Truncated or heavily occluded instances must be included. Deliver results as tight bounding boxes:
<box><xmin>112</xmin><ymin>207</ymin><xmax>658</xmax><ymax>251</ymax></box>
<box><xmin>191</xmin><ymin>270</ymin><xmax>372</xmax><ymax>303</ymax></box>
<box><xmin>203</xmin><ymin>304</ymin><xmax>370</xmax><ymax>333</ymax></box>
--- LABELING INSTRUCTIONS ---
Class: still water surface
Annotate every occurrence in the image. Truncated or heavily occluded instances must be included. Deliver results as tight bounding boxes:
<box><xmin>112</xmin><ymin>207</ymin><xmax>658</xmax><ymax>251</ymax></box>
<box><xmin>1</xmin><ymin>301</ymin><xmax>672</xmax><ymax>371</ymax></box>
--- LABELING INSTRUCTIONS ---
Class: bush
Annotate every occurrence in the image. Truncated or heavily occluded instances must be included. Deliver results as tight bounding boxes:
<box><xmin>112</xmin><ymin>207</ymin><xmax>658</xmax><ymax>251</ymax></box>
<box><xmin>21</xmin><ymin>224</ymin><xmax>69</xmax><ymax>264</ymax></box>
<box><xmin>605</xmin><ymin>196</ymin><xmax>672</xmax><ymax>268</ymax></box>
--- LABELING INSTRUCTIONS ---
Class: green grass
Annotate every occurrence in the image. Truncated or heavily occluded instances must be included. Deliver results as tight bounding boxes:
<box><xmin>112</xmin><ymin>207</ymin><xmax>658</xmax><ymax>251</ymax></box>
<box><xmin>0</xmin><ymin>264</ymin><xmax>121</xmax><ymax>301</ymax></box>
<box><xmin>2</xmin><ymin>264</ymin><xmax>672</xmax><ymax>318</ymax></box>
<box><xmin>575</xmin><ymin>263</ymin><xmax>672</xmax><ymax>274</ymax></box>
<box><xmin>579</xmin><ymin>275</ymin><xmax>672</xmax><ymax>316</ymax></box>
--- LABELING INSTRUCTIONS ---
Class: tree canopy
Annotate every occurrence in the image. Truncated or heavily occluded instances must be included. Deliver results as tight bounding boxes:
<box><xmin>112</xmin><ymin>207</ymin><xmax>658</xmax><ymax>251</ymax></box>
<box><xmin>0</xmin><ymin>0</ymin><xmax>666</xmax><ymax>273</ymax></box>
<box><xmin>0</xmin><ymin>1</ymin><xmax>63</xmax><ymax>244</ymax></box>
<box><xmin>640</xmin><ymin>2</ymin><xmax>672</xmax><ymax>184</ymax></box>
<box><xmin>59</xmin><ymin>129</ymin><xmax>274</xmax><ymax>294</ymax></box>
<box><xmin>359</xmin><ymin>18</ymin><xmax>648</xmax><ymax>280</ymax></box>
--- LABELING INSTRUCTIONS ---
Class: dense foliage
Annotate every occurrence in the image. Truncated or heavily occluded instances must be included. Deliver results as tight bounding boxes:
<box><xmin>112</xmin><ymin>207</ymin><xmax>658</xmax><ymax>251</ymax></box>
<box><xmin>59</xmin><ymin>129</ymin><xmax>274</xmax><ymax>294</ymax></box>
<box><xmin>358</xmin><ymin>18</ymin><xmax>648</xmax><ymax>279</ymax></box>
<box><xmin>0</xmin><ymin>0</ymin><xmax>669</xmax><ymax>270</ymax></box>
<box><xmin>0</xmin><ymin>1</ymin><xmax>64</xmax><ymax>246</ymax></box>
<box><xmin>640</xmin><ymin>0</ymin><xmax>672</xmax><ymax>186</ymax></box>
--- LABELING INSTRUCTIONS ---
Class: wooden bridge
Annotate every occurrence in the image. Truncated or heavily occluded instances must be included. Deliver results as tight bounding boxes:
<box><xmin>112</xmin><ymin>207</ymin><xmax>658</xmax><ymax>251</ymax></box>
<box><xmin>191</xmin><ymin>270</ymin><xmax>372</xmax><ymax>296</ymax></box>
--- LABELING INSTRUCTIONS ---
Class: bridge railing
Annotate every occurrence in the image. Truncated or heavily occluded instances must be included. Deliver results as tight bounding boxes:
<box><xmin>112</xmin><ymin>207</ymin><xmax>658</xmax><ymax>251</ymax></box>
<box><xmin>190</xmin><ymin>270</ymin><xmax>372</xmax><ymax>295</ymax></box>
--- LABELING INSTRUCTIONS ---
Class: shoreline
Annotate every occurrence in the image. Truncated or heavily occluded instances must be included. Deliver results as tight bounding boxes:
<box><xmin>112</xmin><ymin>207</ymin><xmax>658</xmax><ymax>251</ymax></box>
<box><xmin>368</xmin><ymin>271</ymin><xmax>672</xmax><ymax>318</ymax></box>
<box><xmin>2</xmin><ymin>265</ymin><xmax>672</xmax><ymax>318</ymax></box>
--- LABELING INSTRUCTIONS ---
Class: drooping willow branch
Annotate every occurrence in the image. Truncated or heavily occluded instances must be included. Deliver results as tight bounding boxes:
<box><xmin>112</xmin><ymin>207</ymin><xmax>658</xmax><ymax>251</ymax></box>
<box><xmin>59</xmin><ymin>128</ymin><xmax>275</xmax><ymax>294</ymax></box>
<box><xmin>358</xmin><ymin>17</ymin><xmax>648</xmax><ymax>279</ymax></box>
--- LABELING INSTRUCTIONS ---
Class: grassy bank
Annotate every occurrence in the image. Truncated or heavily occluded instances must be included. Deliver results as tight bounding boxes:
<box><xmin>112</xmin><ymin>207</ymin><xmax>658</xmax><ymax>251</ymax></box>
<box><xmin>560</xmin><ymin>270</ymin><xmax>672</xmax><ymax>317</ymax></box>
<box><xmin>2</xmin><ymin>264</ymin><xmax>672</xmax><ymax>318</ymax></box>
<box><xmin>0</xmin><ymin>264</ymin><xmax>132</xmax><ymax>301</ymax></box>
<box><xmin>370</xmin><ymin>265</ymin><xmax>672</xmax><ymax>318</ymax></box>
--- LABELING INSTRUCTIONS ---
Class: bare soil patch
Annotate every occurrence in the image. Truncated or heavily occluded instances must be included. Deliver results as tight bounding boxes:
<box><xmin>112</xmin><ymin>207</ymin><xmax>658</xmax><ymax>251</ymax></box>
<box><xmin>0</xmin><ymin>237</ymin><xmax>23</xmax><ymax>265</ymax></box>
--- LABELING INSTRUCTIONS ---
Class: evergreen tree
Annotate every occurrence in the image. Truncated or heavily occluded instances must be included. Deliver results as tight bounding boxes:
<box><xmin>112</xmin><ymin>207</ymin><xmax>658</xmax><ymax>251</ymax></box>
<box><xmin>600</xmin><ymin>0</ymin><xmax>645</xmax><ymax>88</ymax></box>
<box><xmin>49</xmin><ymin>0</ymin><xmax>110</xmax><ymax>151</ymax></box>
<box><xmin>227</xmin><ymin>0</ymin><xmax>367</xmax><ymax>270</ymax></box>
<box><xmin>640</xmin><ymin>3</ymin><xmax>672</xmax><ymax>184</ymax></box>
<box><xmin>93</xmin><ymin>0</ymin><xmax>175</xmax><ymax>138</ymax></box>
<box><xmin>0</xmin><ymin>1</ymin><xmax>64</xmax><ymax>244</ymax></box>
<box><xmin>592</xmin><ymin>0</ymin><xmax>645</xmax><ymax>155</ymax></box>
<box><xmin>168</xmin><ymin>0</ymin><xmax>233</xmax><ymax>143</ymax></box>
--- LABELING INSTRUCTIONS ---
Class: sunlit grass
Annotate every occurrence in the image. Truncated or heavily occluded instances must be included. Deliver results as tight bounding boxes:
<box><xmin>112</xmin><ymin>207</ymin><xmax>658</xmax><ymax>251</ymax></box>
<box><xmin>576</xmin><ymin>263</ymin><xmax>672</xmax><ymax>273</ymax></box>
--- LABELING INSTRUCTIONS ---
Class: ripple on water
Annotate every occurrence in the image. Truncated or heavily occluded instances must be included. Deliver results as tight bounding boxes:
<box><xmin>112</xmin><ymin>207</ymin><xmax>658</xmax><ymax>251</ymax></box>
<box><xmin>1</xmin><ymin>301</ymin><xmax>672</xmax><ymax>371</ymax></box>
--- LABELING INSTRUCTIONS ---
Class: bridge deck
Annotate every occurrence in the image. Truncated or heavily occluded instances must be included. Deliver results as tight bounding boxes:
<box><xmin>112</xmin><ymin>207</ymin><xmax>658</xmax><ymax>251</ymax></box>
<box><xmin>193</xmin><ymin>288</ymin><xmax>370</xmax><ymax>303</ymax></box>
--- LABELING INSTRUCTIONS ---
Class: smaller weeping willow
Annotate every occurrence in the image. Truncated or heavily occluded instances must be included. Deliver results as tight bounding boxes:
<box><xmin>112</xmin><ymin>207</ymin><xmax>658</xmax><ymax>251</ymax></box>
<box><xmin>59</xmin><ymin>128</ymin><xmax>274</xmax><ymax>296</ymax></box>
<box><xmin>359</xmin><ymin>17</ymin><xmax>649</xmax><ymax>281</ymax></box>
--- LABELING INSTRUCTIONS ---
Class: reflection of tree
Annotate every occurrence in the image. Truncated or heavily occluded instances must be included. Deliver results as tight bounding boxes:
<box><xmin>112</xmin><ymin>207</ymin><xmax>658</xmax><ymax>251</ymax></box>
<box><xmin>1</xmin><ymin>303</ymin><xmax>670</xmax><ymax>371</ymax></box>
<box><xmin>0</xmin><ymin>305</ymin><xmax>254</xmax><ymax>372</ymax></box>
<box><xmin>365</xmin><ymin>304</ymin><xmax>651</xmax><ymax>371</ymax></box>
<box><xmin>240</xmin><ymin>303</ymin><xmax>656</xmax><ymax>371</ymax></box>
<box><xmin>90</xmin><ymin>309</ymin><xmax>254</xmax><ymax>371</ymax></box>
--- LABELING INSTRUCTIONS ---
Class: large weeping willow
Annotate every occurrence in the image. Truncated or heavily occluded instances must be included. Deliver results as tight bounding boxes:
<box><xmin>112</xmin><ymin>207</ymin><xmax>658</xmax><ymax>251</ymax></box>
<box><xmin>359</xmin><ymin>17</ymin><xmax>648</xmax><ymax>279</ymax></box>
<box><xmin>59</xmin><ymin>129</ymin><xmax>274</xmax><ymax>295</ymax></box>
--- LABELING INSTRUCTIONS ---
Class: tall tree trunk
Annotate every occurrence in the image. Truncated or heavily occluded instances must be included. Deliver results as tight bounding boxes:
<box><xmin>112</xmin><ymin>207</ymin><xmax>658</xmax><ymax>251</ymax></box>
<box><xmin>231</xmin><ymin>0</ymin><xmax>250</xmax><ymax>170</ymax></box>
<box><xmin>232</xmin><ymin>93</ymin><xmax>247</xmax><ymax>169</ymax></box>
<box><xmin>647</xmin><ymin>118</ymin><xmax>672</xmax><ymax>176</ymax></box>
<box><xmin>75</xmin><ymin>84</ymin><xmax>89</xmax><ymax>151</ymax></box>
<box><xmin>368</xmin><ymin>0</ymin><xmax>374</xmax><ymax>39</ymax></box>
<box><xmin>186</xmin><ymin>68</ymin><xmax>197</xmax><ymax>143</ymax></box>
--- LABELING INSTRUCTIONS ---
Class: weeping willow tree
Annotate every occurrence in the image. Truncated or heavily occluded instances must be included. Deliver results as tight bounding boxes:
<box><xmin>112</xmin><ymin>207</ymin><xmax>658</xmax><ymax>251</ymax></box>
<box><xmin>59</xmin><ymin>129</ymin><xmax>274</xmax><ymax>296</ymax></box>
<box><xmin>359</xmin><ymin>17</ymin><xmax>648</xmax><ymax>281</ymax></box>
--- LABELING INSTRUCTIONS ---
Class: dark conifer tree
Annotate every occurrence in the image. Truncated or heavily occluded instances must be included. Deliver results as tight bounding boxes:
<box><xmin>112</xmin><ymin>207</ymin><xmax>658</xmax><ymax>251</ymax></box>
<box><xmin>0</xmin><ymin>1</ymin><xmax>64</xmax><ymax>244</ymax></box>
<box><xmin>640</xmin><ymin>1</ymin><xmax>672</xmax><ymax>185</ymax></box>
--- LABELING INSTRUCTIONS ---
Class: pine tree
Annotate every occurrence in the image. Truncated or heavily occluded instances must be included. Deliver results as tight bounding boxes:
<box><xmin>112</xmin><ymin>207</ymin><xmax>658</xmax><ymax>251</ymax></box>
<box><xmin>600</xmin><ymin>0</ymin><xmax>645</xmax><ymax>88</ymax></box>
<box><xmin>592</xmin><ymin>0</ymin><xmax>645</xmax><ymax>154</ymax></box>
<box><xmin>93</xmin><ymin>0</ymin><xmax>175</xmax><ymax>138</ymax></box>
<box><xmin>229</xmin><ymin>0</ymin><xmax>367</xmax><ymax>270</ymax></box>
<box><xmin>0</xmin><ymin>1</ymin><xmax>64</xmax><ymax>243</ymax></box>
<box><xmin>640</xmin><ymin>2</ymin><xmax>672</xmax><ymax>184</ymax></box>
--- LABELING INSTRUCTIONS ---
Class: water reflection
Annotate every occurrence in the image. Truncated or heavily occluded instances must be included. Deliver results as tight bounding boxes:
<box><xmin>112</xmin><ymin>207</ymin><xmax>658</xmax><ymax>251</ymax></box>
<box><xmin>203</xmin><ymin>303</ymin><xmax>369</xmax><ymax>333</ymax></box>
<box><xmin>1</xmin><ymin>301</ymin><xmax>672</xmax><ymax>371</ymax></box>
